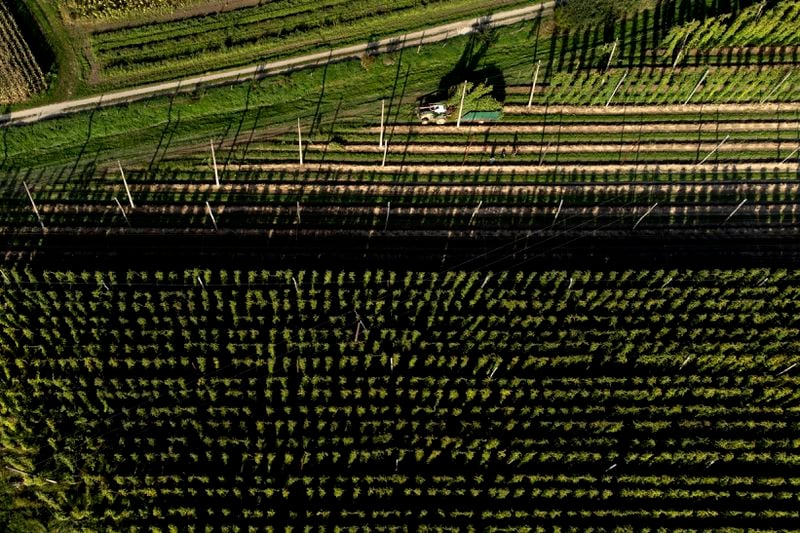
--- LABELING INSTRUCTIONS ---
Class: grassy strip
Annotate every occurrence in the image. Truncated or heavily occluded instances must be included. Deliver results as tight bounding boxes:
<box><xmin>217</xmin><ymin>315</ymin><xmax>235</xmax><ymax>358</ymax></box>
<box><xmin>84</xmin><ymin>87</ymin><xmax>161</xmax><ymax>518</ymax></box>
<box><xmin>1</xmin><ymin>21</ymin><xmax>542</xmax><ymax>171</ymax></box>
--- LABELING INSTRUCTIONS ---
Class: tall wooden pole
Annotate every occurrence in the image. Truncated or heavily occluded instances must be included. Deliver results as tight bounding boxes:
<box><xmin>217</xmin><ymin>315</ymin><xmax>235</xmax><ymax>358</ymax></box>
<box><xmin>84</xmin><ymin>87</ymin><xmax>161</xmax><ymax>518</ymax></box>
<box><xmin>696</xmin><ymin>134</ymin><xmax>730</xmax><ymax>166</ymax></box>
<box><xmin>606</xmin><ymin>40</ymin><xmax>617</xmax><ymax>72</ymax></box>
<box><xmin>22</xmin><ymin>181</ymin><xmax>44</xmax><ymax>230</ymax></box>
<box><xmin>684</xmin><ymin>69</ymin><xmax>709</xmax><ymax>105</ymax></box>
<box><xmin>206</xmin><ymin>201</ymin><xmax>218</xmax><ymax>231</ymax></box>
<box><xmin>553</xmin><ymin>198</ymin><xmax>563</xmax><ymax>224</ymax></box>
<box><xmin>379</xmin><ymin>100</ymin><xmax>385</xmax><ymax>148</ymax></box>
<box><xmin>119</xmin><ymin>161</ymin><xmax>134</xmax><ymax>208</ymax></box>
<box><xmin>456</xmin><ymin>81</ymin><xmax>467</xmax><ymax>128</ymax></box>
<box><xmin>114</xmin><ymin>197</ymin><xmax>131</xmax><ymax>227</ymax></box>
<box><xmin>297</xmin><ymin>118</ymin><xmax>304</xmax><ymax>166</ymax></box>
<box><xmin>384</xmin><ymin>201</ymin><xmax>390</xmax><ymax>231</ymax></box>
<box><xmin>633</xmin><ymin>202</ymin><xmax>658</xmax><ymax>230</ymax></box>
<box><xmin>210</xmin><ymin>140</ymin><xmax>220</xmax><ymax>187</ymax></box>
<box><xmin>723</xmin><ymin>199</ymin><xmax>747</xmax><ymax>224</ymax></box>
<box><xmin>780</xmin><ymin>145</ymin><xmax>800</xmax><ymax>164</ymax></box>
<box><xmin>606</xmin><ymin>69</ymin><xmax>628</xmax><ymax>107</ymax></box>
<box><xmin>527</xmin><ymin>60</ymin><xmax>541</xmax><ymax>108</ymax></box>
<box><xmin>469</xmin><ymin>200</ymin><xmax>482</xmax><ymax>225</ymax></box>
<box><xmin>761</xmin><ymin>71</ymin><xmax>792</xmax><ymax>104</ymax></box>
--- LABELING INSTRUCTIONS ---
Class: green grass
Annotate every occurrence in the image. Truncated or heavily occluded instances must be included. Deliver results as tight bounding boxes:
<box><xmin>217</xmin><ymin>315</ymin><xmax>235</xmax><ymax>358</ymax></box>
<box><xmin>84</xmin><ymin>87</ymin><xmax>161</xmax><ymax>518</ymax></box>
<box><xmin>1</xmin><ymin>22</ymin><xmax>540</xmax><ymax>171</ymax></box>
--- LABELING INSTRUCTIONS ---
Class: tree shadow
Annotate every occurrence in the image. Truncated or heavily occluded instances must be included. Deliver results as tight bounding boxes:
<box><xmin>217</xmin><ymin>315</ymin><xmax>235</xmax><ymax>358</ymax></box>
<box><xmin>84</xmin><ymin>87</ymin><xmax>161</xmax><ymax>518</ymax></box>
<box><xmin>435</xmin><ymin>23</ymin><xmax>506</xmax><ymax>104</ymax></box>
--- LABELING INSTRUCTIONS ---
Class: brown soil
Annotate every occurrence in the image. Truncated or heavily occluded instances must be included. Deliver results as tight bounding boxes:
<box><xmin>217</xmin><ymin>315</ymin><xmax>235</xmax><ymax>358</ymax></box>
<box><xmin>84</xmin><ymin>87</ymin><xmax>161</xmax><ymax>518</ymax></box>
<box><xmin>504</xmin><ymin>103</ymin><xmax>800</xmax><ymax>115</ymax></box>
<box><xmin>371</xmin><ymin>121</ymin><xmax>800</xmax><ymax>135</ymax></box>
<box><xmin>112</xmin><ymin>180</ymin><xmax>799</xmax><ymax>199</ymax></box>
<box><xmin>311</xmin><ymin>141</ymin><xmax>788</xmax><ymax>155</ymax></box>
<box><xmin>221</xmin><ymin>161</ymin><xmax>799</xmax><ymax>175</ymax></box>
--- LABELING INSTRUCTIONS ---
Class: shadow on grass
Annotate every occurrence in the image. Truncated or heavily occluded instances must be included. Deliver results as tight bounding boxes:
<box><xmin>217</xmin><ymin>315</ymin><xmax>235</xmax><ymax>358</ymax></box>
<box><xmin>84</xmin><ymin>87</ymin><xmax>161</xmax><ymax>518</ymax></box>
<box><xmin>68</xmin><ymin>103</ymin><xmax>100</xmax><ymax>180</ymax></box>
<box><xmin>436</xmin><ymin>21</ymin><xmax>506</xmax><ymax>104</ymax></box>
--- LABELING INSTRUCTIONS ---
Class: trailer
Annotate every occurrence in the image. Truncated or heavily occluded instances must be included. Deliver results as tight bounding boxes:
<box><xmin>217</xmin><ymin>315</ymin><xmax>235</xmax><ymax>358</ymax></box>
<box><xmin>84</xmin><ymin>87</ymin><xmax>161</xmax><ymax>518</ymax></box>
<box><xmin>416</xmin><ymin>103</ymin><xmax>502</xmax><ymax>124</ymax></box>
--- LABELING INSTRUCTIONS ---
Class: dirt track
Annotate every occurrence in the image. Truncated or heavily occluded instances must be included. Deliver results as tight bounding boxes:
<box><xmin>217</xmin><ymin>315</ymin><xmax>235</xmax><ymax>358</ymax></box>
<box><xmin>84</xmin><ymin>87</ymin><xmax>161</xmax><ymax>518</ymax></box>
<box><xmin>310</xmin><ymin>141</ymin><xmax>792</xmax><ymax>155</ymax></box>
<box><xmin>505</xmin><ymin>103</ymin><xmax>800</xmax><ymax>115</ymax></box>
<box><xmin>370</xmin><ymin>122</ymin><xmax>800</xmax><ymax>135</ymax></box>
<box><xmin>117</xmin><ymin>180</ymin><xmax>799</xmax><ymax>199</ymax></box>
<box><xmin>222</xmin><ymin>161</ymin><xmax>800</xmax><ymax>175</ymax></box>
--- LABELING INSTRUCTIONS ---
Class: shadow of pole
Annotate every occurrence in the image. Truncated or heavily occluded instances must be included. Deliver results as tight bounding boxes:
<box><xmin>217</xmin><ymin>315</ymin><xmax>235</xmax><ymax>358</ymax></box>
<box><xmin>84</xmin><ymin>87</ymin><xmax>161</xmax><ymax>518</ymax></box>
<box><xmin>224</xmin><ymin>75</ymin><xmax>259</xmax><ymax>173</ymax></box>
<box><xmin>68</xmin><ymin>103</ymin><xmax>100</xmax><ymax>179</ymax></box>
<box><xmin>148</xmin><ymin>81</ymin><xmax>184</xmax><ymax>170</ymax></box>
<box><xmin>321</xmin><ymin>97</ymin><xmax>342</xmax><ymax>164</ymax></box>
<box><xmin>310</xmin><ymin>52</ymin><xmax>332</xmax><ymax>137</ymax></box>
<box><xmin>0</xmin><ymin>122</ymin><xmax>8</xmax><ymax>170</ymax></box>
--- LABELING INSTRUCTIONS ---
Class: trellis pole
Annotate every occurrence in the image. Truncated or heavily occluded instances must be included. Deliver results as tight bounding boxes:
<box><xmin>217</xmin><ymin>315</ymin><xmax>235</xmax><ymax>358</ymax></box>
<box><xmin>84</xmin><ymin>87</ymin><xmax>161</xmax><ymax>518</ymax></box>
<box><xmin>205</xmin><ymin>201</ymin><xmax>218</xmax><ymax>231</ymax></box>
<box><xmin>297</xmin><ymin>118</ymin><xmax>303</xmax><ymax>165</ymax></box>
<box><xmin>723</xmin><ymin>199</ymin><xmax>747</xmax><ymax>224</ymax></box>
<box><xmin>527</xmin><ymin>60</ymin><xmax>541</xmax><ymax>108</ymax></box>
<box><xmin>696</xmin><ymin>134</ymin><xmax>730</xmax><ymax>166</ymax></box>
<box><xmin>114</xmin><ymin>197</ymin><xmax>131</xmax><ymax>227</ymax></box>
<box><xmin>210</xmin><ymin>139</ymin><xmax>220</xmax><ymax>187</ymax></box>
<box><xmin>761</xmin><ymin>71</ymin><xmax>792</xmax><ymax>104</ymax></box>
<box><xmin>684</xmin><ymin>69</ymin><xmax>709</xmax><ymax>105</ymax></box>
<box><xmin>379</xmin><ymin>100</ymin><xmax>385</xmax><ymax>148</ymax></box>
<box><xmin>456</xmin><ymin>81</ymin><xmax>467</xmax><ymax>128</ymax></box>
<box><xmin>469</xmin><ymin>200</ymin><xmax>482</xmax><ymax>225</ymax></box>
<box><xmin>119</xmin><ymin>161</ymin><xmax>134</xmax><ymax>208</ymax></box>
<box><xmin>553</xmin><ymin>198</ymin><xmax>563</xmax><ymax>224</ymax></box>
<box><xmin>632</xmin><ymin>202</ymin><xmax>658</xmax><ymax>230</ymax></box>
<box><xmin>780</xmin><ymin>145</ymin><xmax>800</xmax><ymax>164</ymax></box>
<box><xmin>606</xmin><ymin>40</ymin><xmax>617</xmax><ymax>72</ymax></box>
<box><xmin>23</xmin><ymin>181</ymin><xmax>44</xmax><ymax>229</ymax></box>
<box><xmin>606</xmin><ymin>69</ymin><xmax>628</xmax><ymax>107</ymax></box>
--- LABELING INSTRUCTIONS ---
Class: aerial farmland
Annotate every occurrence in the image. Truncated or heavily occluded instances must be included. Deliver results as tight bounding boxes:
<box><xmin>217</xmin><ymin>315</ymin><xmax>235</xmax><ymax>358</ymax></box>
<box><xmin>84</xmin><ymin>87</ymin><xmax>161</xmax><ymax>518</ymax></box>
<box><xmin>1</xmin><ymin>0</ymin><xmax>800</xmax><ymax>530</ymax></box>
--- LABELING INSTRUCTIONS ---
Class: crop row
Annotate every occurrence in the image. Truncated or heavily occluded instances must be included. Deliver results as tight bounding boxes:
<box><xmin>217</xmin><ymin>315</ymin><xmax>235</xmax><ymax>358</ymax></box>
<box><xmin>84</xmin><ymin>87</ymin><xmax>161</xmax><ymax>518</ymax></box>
<box><xmin>661</xmin><ymin>1</ymin><xmax>800</xmax><ymax>51</ymax></box>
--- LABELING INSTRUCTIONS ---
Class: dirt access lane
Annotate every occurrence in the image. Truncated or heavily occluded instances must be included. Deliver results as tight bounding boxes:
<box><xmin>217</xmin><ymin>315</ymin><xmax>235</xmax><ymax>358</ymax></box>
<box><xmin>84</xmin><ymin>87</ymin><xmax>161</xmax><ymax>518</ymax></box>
<box><xmin>0</xmin><ymin>1</ymin><xmax>557</xmax><ymax>127</ymax></box>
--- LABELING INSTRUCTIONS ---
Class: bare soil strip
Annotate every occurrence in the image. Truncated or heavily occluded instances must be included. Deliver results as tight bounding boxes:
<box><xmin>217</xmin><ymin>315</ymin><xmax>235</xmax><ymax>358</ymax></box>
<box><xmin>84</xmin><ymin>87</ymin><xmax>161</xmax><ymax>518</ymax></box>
<box><xmin>308</xmin><ymin>141</ymin><xmax>790</xmax><ymax>155</ymax></box>
<box><xmin>369</xmin><ymin>122</ymin><xmax>800</xmax><ymax>135</ymax></box>
<box><xmin>221</xmin><ymin>162</ymin><xmax>800</xmax><ymax>175</ymax></box>
<box><xmin>505</xmin><ymin>103</ymin><xmax>800</xmax><ymax>115</ymax></box>
<box><xmin>112</xmin><ymin>181</ymin><xmax>800</xmax><ymax>198</ymax></box>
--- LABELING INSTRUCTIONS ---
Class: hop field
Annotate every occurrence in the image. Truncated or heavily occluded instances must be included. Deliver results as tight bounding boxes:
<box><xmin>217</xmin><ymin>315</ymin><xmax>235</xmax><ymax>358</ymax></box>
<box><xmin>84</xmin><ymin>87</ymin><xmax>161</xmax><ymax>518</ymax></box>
<box><xmin>0</xmin><ymin>3</ymin><xmax>46</xmax><ymax>104</ymax></box>
<box><xmin>3</xmin><ymin>266</ymin><xmax>800</xmax><ymax>530</ymax></box>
